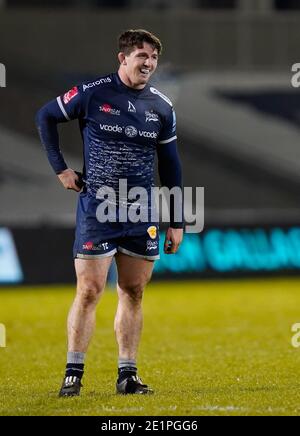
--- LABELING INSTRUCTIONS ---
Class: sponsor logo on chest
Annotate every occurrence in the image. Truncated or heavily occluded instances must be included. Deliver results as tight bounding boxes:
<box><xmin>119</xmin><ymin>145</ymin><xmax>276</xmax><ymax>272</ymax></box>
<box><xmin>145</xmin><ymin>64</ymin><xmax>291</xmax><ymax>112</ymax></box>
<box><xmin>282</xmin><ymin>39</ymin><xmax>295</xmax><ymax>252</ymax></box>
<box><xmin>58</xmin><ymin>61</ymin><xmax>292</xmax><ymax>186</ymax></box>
<box><xmin>99</xmin><ymin>123</ymin><xmax>158</xmax><ymax>139</ymax></box>
<box><xmin>83</xmin><ymin>77</ymin><xmax>112</xmax><ymax>92</ymax></box>
<box><xmin>99</xmin><ymin>103</ymin><xmax>120</xmax><ymax>116</ymax></box>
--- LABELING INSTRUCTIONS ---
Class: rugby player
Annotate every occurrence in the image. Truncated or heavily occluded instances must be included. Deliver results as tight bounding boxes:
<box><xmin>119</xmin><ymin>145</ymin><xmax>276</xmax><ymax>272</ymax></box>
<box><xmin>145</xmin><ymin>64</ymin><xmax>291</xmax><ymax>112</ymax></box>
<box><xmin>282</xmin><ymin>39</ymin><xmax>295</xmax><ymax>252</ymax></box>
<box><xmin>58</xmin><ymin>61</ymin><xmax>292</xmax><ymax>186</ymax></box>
<box><xmin>36</xmin><ymin>29</ymin><xmax>183</xmax><ymax>396</ymax></box>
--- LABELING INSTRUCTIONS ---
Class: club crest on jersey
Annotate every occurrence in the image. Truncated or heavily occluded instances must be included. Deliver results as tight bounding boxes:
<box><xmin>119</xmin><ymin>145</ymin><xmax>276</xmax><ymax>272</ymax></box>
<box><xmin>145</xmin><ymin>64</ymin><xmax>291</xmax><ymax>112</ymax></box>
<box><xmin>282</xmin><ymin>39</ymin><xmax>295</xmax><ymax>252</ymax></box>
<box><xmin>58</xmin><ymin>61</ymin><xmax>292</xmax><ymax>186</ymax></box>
<box><xmin>147</xmin><ymin>226</ymin><xmax>157</xmax><ymax>240</ymax></box>
<box><xmin>128</xmin><ymin>101</ymin><xmax>136</xmax><ymax>113</ymax></box>
<box><xmin>145</xmin><ymin>111</ymin><xmax>159</xmax><ymax>122</ymax></box>
<box><xmin>63</xmin><ymin>86</ymin><xmax>78</xmax><ymax>104</ymax></box>
<box><xmin>125</xmin><ymin>125</ymin><xmax>138</xmax><ymax>138</ymax></box>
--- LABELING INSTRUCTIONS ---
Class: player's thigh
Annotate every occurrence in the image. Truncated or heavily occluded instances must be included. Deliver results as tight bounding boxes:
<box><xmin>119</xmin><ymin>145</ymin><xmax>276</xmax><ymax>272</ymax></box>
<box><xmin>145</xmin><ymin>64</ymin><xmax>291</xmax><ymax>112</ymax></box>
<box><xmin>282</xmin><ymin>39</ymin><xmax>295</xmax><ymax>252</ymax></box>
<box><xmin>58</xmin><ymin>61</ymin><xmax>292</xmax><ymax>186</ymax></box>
<box><xmin>75</xmin><ymin>257</ymin><xmax>113</xmax><ymax>292</ymax></box>
<box><xmin>115</xmin><ymin>252</ymin><xmax>154</xmax><ymax>290</ymax></box>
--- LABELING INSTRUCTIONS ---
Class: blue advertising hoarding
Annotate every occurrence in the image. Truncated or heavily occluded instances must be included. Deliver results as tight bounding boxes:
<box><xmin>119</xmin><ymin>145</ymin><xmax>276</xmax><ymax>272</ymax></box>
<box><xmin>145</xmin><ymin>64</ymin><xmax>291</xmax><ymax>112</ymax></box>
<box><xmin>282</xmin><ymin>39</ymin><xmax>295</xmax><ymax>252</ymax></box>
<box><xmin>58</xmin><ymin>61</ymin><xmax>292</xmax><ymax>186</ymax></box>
<box><xmin>155</xmin><ymin>227</ymin><xmax>300</xmax><ymax>276</ymax></box>
<box><xmin>0</xmin><ymin>228</ymin><xmax>23</xmax><ymax>284</ymax></box>
<box><xmin>2</xmin><ymin>226</ymin><xmax>300</xmax><ymax>284</ymax></box>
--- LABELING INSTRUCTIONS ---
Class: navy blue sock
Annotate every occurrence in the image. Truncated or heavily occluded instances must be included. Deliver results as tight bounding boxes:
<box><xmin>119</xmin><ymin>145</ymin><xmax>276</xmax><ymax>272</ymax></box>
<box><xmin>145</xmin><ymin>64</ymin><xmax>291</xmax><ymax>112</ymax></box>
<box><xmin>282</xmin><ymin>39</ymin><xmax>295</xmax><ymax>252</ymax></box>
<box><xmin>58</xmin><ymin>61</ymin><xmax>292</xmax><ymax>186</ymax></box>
<box><xmin>118</xmin><ymin>366</ymin><xmax>137</xmax><ymax>383</ymax></box>
<box><xmin>65</xmin><ymin>363</ymin><xmax>84</xmax><ymax>380</ymax></box>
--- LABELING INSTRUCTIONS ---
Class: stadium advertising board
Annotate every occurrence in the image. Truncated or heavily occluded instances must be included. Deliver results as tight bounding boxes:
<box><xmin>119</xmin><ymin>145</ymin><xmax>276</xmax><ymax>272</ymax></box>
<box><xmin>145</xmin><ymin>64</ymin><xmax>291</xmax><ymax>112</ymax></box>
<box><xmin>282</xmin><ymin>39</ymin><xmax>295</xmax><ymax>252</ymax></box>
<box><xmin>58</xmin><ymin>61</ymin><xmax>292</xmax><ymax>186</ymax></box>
<box><xmin>155</xmin><ymin>226</ymin><xmax>300</xmax><ymax>278</ymax></box>
<box><xmin>3</xmin><ymin>226</ymin><xmax>300</xmax><ymax>284</ymax></box>
<box><xmin>0</xmin><ymin>228</ymin><xmax>23</xmax><ymax>284</ymax></box>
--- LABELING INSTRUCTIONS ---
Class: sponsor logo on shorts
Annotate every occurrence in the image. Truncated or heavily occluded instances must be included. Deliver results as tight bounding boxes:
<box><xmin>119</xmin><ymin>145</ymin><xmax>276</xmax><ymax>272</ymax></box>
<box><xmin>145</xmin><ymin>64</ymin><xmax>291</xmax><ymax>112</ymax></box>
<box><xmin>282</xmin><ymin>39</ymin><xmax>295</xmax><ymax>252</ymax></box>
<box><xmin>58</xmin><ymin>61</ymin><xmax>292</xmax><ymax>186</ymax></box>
<box><xmin>83</xmin><ymin>241</ymin><xmax>109</xmax><ymax>251</ymax></box>
<box><xmin>63</xmin><ymin>86</ymin><xmax>78</xmax><ymax>104</ymax></box>
<box><xmin>145</xmin><ymin>111</ymin><xmax>159</xmax><ymax>122</ymax></box>
<box><xmin>83</xmin><ymin>77</ymin><xmax>112</xmax><ymax>92</ymax></box>
<box><xmin>147</xmin><ymin>226</ymin><xmax>157</xmax><ymax>240</ymax></box>
<box><xmin>99</xmin><ymin>103</ymin><xmax>120</xmax><ymax>116</ymax></box>
<box><xmin>83</xmin><ymin>241</ymin><xmax>94</xmax><ymax>250</ymax></box>
<box><xmin>147</xmin><ymin>240</ymin><xmax>158</xmax><ymax>251</ymax></box>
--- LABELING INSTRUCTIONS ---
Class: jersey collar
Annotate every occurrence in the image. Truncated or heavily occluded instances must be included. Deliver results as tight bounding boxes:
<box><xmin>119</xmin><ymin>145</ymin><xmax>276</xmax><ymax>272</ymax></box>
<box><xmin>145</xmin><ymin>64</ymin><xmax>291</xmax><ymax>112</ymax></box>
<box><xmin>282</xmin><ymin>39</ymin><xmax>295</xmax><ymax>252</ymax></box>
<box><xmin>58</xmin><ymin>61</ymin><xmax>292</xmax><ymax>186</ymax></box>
<box><xmin>114</xmin><ymin>72</ymin><xmax>149</xmax><ymax>96</ymax></box>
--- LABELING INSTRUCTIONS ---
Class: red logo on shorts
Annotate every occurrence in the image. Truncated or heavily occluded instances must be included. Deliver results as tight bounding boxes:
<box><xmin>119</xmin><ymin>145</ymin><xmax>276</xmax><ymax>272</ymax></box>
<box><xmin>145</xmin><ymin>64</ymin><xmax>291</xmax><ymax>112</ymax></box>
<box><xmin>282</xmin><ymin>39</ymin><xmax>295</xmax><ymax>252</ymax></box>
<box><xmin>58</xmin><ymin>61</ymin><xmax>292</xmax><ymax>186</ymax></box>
<box><xmin>83</xmin><ymin>241</ymin><xmax>94</xmax><ymax>251</ymax></box>
<box><xmin>63</xmin><ymin>86</ymin><xmax>79</xmax><ymax>104</ymax></box>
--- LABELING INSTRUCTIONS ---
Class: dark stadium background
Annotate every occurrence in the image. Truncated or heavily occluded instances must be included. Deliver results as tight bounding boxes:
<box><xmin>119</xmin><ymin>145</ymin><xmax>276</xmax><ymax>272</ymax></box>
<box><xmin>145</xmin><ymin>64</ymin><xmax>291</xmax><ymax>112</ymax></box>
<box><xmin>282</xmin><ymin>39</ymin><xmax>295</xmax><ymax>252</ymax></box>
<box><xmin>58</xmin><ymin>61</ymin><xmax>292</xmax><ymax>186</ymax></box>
<box><xmin>0</xmin><ymin>0</ymin><xmax>300</xmax><ymax>284</ymax></box>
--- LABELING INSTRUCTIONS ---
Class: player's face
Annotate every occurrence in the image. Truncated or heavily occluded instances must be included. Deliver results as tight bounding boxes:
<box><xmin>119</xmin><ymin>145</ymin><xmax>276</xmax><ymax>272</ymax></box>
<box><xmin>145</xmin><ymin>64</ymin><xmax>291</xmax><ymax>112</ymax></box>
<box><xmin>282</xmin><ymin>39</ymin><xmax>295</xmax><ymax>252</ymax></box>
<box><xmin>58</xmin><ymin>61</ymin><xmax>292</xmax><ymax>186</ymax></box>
<box><xmin>123</xmin><ymin>43</ymin><xmax>158</xmax><ymax>89</ymax></box>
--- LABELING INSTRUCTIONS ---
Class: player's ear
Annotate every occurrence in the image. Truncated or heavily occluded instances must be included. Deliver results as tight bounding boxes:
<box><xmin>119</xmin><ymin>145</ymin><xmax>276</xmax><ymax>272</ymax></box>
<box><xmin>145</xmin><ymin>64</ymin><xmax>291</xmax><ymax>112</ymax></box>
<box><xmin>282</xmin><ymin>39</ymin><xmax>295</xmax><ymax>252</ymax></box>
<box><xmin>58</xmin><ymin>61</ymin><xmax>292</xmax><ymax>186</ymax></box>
<box><xmin>118</xmin><ymin>52</ymin><xmax>127</xmax><ymax>65</ymax></box>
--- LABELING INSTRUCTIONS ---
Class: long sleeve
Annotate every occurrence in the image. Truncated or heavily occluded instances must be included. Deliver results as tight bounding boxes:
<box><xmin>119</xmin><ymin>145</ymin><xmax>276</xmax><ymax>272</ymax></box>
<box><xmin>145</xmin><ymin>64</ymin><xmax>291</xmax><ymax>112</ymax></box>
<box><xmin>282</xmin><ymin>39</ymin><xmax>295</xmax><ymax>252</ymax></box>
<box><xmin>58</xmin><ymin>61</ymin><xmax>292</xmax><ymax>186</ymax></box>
<box><xmin>157</xmin><ymin>141</ymin><xmax>183</xmax><ymax>228</ymax></box>
<box><xmin>36</xmin><ymin>85</ymin><xmax>83</xmax><ymax>174</ymax></box>
<box><xmin>35</xmin><ymin>99</ymin><xmax>69</xmax><ymax>174</ymax></box>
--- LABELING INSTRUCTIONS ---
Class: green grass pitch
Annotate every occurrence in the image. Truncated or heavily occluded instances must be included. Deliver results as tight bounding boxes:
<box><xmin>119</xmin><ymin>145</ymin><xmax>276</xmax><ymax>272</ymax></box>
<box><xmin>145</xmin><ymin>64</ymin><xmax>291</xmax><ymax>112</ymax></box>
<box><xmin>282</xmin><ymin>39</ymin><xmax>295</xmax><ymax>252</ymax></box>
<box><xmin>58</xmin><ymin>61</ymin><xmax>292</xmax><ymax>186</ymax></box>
<box><xmin>1</xmin><ymin>278</ymin><xmax>300</xmax><ymax>416</ymax></box>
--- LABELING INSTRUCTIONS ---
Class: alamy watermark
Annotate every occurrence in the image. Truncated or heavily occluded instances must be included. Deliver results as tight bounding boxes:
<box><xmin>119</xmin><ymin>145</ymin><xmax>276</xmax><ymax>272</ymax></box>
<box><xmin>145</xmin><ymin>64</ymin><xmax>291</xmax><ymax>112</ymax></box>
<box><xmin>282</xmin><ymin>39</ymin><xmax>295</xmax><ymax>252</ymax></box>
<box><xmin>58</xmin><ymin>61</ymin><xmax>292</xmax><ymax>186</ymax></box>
<box><xmin>291</xmin><ymin>323</ymin><xmax>300</xmax><ymax>348</ymax></box>
<box><xmin>0</xmin><ymin>324</ymin><xmax>6</xmax><ymax>348</ymax></box>
<box><xmin>291</xmin><ymin>63</ymin><xmax>300</xmax><ymax>88</ymax></box>
<box><xmin>0</xmin><ymin>63</ymin><xmax>6</xmax><ymax>88</ymax></box>
<box><xmin>95</xmin><ymin>180</ymin><xmax>204</xmax><ymax>233</ymax></box>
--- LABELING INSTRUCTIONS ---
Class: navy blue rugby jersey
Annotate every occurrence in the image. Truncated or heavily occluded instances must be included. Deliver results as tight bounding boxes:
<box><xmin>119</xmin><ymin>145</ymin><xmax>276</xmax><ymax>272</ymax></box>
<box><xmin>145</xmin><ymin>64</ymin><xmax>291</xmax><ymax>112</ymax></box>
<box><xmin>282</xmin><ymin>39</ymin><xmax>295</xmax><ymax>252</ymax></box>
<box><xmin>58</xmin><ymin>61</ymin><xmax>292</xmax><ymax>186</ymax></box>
<box><xmin>56</xmin><ymin>72</ymin><xmax>177</xmax><ymax>202</ymax></box>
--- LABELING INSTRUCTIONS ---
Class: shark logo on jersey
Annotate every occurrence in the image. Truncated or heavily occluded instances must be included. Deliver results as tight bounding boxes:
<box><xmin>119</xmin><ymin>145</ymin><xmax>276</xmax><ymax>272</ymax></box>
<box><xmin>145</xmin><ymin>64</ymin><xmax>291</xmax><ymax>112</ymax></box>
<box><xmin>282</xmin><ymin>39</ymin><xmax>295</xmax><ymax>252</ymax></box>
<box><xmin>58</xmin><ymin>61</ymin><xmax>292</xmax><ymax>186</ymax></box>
<box><xmin>145</xmin><ymin>111</ymin><xmax>159</xmax><ymax>122</ymax></box>
<box><xmin>128</xmin><ymin>101</ymin><xmax>136</xmax><ymax>113</ymax></box>
<box><xmin>147</xmin><ymin>240</ymin><xmax>158</xmax><ymax>251</ymax></box>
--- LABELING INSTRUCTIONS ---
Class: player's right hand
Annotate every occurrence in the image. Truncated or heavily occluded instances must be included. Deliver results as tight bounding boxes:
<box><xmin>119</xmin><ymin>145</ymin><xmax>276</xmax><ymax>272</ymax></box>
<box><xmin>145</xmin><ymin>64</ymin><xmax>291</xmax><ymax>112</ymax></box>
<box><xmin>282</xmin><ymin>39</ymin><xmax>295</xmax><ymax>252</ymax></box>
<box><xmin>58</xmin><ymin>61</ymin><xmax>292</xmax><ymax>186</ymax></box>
<box><xmin>57</xmin><ymin>168</ymin><xmax>82</xmax><ymax>192</ymax></box>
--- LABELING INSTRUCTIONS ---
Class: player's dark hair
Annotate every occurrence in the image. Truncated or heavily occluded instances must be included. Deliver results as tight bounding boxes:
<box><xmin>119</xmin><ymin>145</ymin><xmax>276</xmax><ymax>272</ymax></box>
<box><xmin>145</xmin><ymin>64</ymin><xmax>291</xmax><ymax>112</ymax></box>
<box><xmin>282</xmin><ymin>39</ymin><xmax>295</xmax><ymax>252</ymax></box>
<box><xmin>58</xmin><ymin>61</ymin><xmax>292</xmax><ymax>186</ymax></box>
<box><xmin>118</xmin><ymin>29</ymin><xmax>162</xmax><ymax>56</ymax></box>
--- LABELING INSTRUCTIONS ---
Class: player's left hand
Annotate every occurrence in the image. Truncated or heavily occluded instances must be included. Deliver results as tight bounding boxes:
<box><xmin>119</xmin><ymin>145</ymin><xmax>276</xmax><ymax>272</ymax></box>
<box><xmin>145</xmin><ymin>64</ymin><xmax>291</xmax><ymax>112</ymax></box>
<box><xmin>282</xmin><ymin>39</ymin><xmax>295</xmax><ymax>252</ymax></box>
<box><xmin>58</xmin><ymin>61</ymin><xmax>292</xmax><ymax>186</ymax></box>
<box><xmin>164</xmin><ymin>227</ymin><xmax>183</xmax><ymax>254</ymax></box>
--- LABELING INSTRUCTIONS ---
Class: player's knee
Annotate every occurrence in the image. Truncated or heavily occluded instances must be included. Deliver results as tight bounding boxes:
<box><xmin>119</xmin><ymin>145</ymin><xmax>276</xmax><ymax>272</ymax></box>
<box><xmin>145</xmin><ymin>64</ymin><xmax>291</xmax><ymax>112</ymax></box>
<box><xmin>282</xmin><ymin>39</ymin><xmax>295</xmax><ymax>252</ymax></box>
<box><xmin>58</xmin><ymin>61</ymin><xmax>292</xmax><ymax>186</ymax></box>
<box><xmin>118</xmin><ymin>282</ymin><xmax>145</xmax><ymax>303</ymax></box>
<box><xmin>77</xmin><ymin>279</ymin><xmax>104</xmax><ymax>308</ymax></box>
